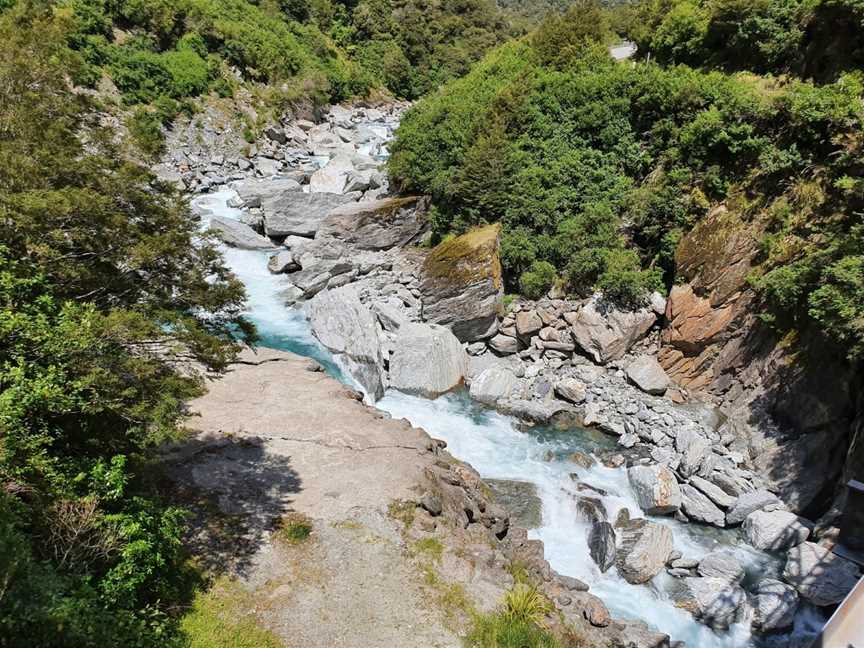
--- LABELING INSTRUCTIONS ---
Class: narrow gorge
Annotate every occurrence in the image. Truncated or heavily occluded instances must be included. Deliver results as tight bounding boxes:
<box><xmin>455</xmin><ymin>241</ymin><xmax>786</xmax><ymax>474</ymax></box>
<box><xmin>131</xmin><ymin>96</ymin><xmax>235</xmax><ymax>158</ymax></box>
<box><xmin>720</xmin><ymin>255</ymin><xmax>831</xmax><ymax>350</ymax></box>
<box><xmin>170</xmin><ymin>101</ymin><xmax>862</xmax><ymax>648</ymax></box>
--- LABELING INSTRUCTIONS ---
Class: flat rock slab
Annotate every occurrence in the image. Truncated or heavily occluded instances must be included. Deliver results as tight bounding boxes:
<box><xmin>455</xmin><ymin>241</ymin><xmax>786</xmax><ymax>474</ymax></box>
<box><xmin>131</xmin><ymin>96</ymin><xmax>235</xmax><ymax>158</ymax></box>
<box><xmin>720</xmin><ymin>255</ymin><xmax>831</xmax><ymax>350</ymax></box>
<box><xmin>176</xmin><ymin>347</ymin><xmax>461</xmax><ymax>648</ymax></box>
<box><xmin>262</xmin><ymin>192</ymin><xmax>357</xmax><ymax>237</ymax></box>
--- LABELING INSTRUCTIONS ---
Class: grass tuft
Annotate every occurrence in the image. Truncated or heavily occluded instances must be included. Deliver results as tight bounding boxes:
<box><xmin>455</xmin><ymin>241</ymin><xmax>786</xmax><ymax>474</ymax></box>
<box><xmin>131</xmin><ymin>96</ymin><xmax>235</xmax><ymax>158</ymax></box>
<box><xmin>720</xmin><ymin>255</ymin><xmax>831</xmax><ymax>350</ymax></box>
<box><xmin>272</xmin><ymin>512</ymin><xmax>312</xmax><ymax>545</ymax></box>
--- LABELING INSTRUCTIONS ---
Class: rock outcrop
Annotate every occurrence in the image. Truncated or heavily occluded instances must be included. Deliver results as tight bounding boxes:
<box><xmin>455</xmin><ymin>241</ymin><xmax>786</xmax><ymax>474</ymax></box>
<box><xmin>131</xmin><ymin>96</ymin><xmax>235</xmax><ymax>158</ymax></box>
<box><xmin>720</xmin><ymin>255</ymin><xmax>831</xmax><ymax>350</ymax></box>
<box><xmin>420</xmin><ymin>224</ymin><xmax>504</xmax><ymax>342</ymax></box>
<box><xmin>657</xmin><ymin>204</ymin><xmax>862</xmax><ymax>516</ymax></box>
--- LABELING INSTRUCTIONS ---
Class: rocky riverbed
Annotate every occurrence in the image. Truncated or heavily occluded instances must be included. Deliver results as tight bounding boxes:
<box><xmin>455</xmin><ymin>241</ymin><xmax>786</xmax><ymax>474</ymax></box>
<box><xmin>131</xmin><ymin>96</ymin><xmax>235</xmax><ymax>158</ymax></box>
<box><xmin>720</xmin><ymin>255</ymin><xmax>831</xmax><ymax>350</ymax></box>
<box><xmin>178</xmin><ymin>102</ymin><xmax>860</xmax><ymax>647</ymax></box>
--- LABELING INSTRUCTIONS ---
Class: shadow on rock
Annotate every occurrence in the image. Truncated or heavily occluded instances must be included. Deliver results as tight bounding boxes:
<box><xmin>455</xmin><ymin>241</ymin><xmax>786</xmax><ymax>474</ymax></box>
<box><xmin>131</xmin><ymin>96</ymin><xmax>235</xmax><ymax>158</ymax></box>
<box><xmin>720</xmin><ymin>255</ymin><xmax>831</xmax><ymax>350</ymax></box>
<box><xmin>163</xmin><ymin>434</ymin><xmax>302</xmax><ymax>578</ymax></box>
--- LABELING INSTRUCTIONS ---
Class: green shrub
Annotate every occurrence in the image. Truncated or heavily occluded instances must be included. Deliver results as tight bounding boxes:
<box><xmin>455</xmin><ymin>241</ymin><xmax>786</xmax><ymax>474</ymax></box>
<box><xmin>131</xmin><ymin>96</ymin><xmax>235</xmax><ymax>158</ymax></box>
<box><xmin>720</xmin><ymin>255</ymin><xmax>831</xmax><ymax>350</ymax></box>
<box><xmin>519</xmin><ymin>261</ymin><xmax>557</xmax><ymax>299</ymax></box>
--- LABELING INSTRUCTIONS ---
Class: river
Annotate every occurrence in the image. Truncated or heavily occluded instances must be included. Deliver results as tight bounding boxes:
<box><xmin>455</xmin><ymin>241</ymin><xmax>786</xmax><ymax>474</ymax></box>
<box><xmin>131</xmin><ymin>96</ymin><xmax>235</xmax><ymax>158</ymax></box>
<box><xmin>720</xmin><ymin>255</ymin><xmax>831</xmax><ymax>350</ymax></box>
<box><xmin>189</xmin><ymin>128</ymin><xmax>823</xmax><ymax>647</ymax></box>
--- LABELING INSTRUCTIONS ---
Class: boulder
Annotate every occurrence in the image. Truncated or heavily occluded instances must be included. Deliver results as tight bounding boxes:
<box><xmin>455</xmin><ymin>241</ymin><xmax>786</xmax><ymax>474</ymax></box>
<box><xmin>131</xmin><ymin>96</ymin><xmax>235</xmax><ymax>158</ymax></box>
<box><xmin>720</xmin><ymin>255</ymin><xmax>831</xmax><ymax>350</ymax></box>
<box><xmin>305</xmin><ymin>286</ymin><xmax>385</xmax><ymax>399</ymax></box>
<box><xmin>673</xmin><ymin>577</ymin><xmax>746</xmax><ymax>630</ymax></box>
<box><xmin>317</xmin><ymin>196</ymin><xmax>429</xmax><ymax>250</ymax></box>
<box><xmin>628</xmin><ymin>465</ymin><xmax>682</xmax><ymax>515</ymax></box>
<box><xmin>697</xmin><ymin>551</ymin><xmax>744</xmax><ymax>583</ymax></box>
<box><xmin>588</xmin><ymin>521</ymin><xmax>616</xmax><ymax>573</ymax></box>
<box><xmin>262</xmin><ymin>192</ymin><xmax>357</xmax><ymax>238</ymax></box>
<box><xmin>420</xmin><ymin>224</ymin><xmax>504</xmax><ymax>342</ymax></box>
<box><xmin>570</xmin><ymin>295</ymin><xmax>657</xmax><ymax>364</ymax></box>
<box><xmin>209</xmin><ymin>215</ymin><xmax>274</xmax><ymax>250</ymax></box>
<box><xmin>680</xmin><ymin>484</ymin><xmax>726</xmax><ymax>527</ymax></box>
<box><xmin>783</xmin><ymin>542</ymin><xmax>860</xmax><ymax>606</ymax></box>
<box><xmin>626</xmin><ymin>356</ymin><xmax>670</xmax><ymax>395</ymax></box>
<box><xmin>469</xmin><ymin>367</ymin><xmax>518</xmax><ymax>405</ymax></box>
<box><xmin>616</xmin><ymin>519</ymin><xmax>674</xmax><ymax>584</ymax></box>
<box><xmin>515</xmin><ymin>310</ymin><xmax>543</xmax><ymax>340</ymax></box>
<box><xmin>233</xmin><ymin>178</ymin><xmax>302</xmax><ymax>208</ymax></box>
<box><xmin>574</xmin><ymin>592</ymin><xmax>611</xmax><ymax>627</ymax></box>
<box><xmin>742</xmin><ymin>509</ymin><xmax>811</xmax><ymax>551</ymax></box>
<box><xmin>388</xmin><ymin>323</ymin><xmax>468</xmax><ymax>398</ymax></box>
<box><xmin>673</xmin><ymin>427</ymin><xmax>711</xmax><ymax>478</ymax></box>
<box><xmin>308</xmin><ymin>153</ymin><xmax>355</xmax><ymax>194</ymax></box>
<box><xmin>726</xmin><ymin>490</ymin><xmax>785</xmax><ymax>526</ymax></box>
<box><xmin>689</xmin><ymin>476</ymin><xmax>735</xmax><ymax>509</ymax></box>
<box><xmin>554</xmin><ymin>378</ymin><xmax>587</xmax><ymax>404</ymax></box>
<box><xmin>267</xmin><ymin>250</ymin><xmax>300</xmax><ymax>274</ymax></box>
<box><xmin>751</xmin><ymin>579</ymin><xmax>799</xmax><ymax>631</ymax></box>
<box><xmin>488</xmin><ymin>334</ymin><xmax>519</xmax><ymax>355</ymax></box>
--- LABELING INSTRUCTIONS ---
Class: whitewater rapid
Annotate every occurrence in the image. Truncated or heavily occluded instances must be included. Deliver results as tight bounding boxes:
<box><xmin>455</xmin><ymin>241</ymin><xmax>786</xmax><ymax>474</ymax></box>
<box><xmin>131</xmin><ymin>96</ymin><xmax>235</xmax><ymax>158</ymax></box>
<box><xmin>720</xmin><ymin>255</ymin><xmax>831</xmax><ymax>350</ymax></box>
<box><xmin>191</xmin><ymin>183</ymin><xmax>815</xmax><ymax>648</ymax></box>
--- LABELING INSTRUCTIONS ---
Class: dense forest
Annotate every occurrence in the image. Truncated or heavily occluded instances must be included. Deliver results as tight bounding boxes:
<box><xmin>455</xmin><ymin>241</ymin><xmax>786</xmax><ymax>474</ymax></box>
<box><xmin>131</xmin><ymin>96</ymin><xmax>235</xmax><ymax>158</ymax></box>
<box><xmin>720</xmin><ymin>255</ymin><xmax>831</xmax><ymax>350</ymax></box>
<box><xmin>390</xmin><ymin>0</ymin><xmax>864</xmax><ymax>357</ymax></box>
<box><xmin>2</xmin><ymin>0</ymin><xmax>863</xmax><ymax>646</ymax></box>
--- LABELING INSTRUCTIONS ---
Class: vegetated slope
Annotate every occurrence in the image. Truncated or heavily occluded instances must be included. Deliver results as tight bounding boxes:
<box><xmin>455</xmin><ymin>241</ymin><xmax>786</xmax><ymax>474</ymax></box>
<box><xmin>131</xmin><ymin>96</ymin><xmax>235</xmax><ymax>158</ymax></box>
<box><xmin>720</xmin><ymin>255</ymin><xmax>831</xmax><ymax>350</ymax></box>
<box><xmin>389</xmin><ymin>2</ymin><xmax>864</xmax><ymax>360</ymax></box>
<box><xmin>620</xmin><ymin>0</ymin><xmax>864</xmax><ymax>83</ymax></box>
<box><xmin>53</xmin><ymin>0</ymin><xmax>516</xmax><ymax>153</ymax></box>
<box><xmin>0</xmin><ymin>5</ymin><xmax>254</xmax><ymax>646</ymax></box>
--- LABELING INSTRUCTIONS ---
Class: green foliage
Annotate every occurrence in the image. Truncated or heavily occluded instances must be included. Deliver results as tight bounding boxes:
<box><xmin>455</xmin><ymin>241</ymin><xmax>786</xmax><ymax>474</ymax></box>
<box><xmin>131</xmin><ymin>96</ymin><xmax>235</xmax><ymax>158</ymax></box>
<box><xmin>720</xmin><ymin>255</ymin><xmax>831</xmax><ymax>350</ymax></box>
<box><xmin>622</xmin><ymin>0</ymin><xmax>864</xmax><ymax>82</ymax></box>
<box><xmin>520</xmin><ymin>260</ymin><xmax>557</xmax><ymax>299</ymax></box>
<box><xmin>467</xmin><ymin>584</ymin><xmax>559</xmax><ymax>648</ymax></box>
<box><xmin>273</xmin><ymin>512</ymin><xmax>313</xmax><ymax>545</ymax></box>
<box><xmin>0</xmin><ymin>5</ymin><xmax>252</xmax><ymax>645</ymax></box>
<box><xmin>180</xmin><ymin>577</ymin><xmax>283</xmax><ymax>648</ymax></box>
<box><xmin>391</xmin><ymin>7</ymin><xmax>864</xmax><ymax>350</ymax></box>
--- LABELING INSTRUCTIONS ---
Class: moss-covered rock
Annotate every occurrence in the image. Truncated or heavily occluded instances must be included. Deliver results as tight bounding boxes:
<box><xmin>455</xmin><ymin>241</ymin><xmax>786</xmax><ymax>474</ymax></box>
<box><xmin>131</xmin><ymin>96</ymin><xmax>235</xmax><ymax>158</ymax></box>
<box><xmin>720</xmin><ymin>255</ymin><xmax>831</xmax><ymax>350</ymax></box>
<box><xmin>420</xmin><ymin>224</ymin><xmax>504</xmax><ymax>342</ymax></box>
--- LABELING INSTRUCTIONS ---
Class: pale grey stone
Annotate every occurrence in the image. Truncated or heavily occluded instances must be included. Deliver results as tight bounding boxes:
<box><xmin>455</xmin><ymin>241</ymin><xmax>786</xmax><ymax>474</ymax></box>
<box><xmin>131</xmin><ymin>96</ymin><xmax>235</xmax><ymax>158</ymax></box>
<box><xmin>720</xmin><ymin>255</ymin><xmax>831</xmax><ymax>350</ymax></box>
<box><xmin>209</xmin><ymin>215</ymin><xmax>274</xmax><ymax>250</ymax></box>
<box><xmin>388</xmin><ymin>323</ymin><xmax>468</xmax><ymax>398</ymax></box>
<box><xmin>742</xmin><ymin>509</ymin><xmax>810</xmax><ymax>551</ymax></box>
<box><xmin>726</xmin><ymin>490</ymin><xmax>785</xmax><ymax>526</ymax></box>
<box><xmin>626</xmin><ymin>356</ymin><xmax>670</xmax><ymax>395</ymax></box>
<box><xmin>628</xmin><ymin>464</ymin><xmax>682</xmax><ymax>515</ymax></box>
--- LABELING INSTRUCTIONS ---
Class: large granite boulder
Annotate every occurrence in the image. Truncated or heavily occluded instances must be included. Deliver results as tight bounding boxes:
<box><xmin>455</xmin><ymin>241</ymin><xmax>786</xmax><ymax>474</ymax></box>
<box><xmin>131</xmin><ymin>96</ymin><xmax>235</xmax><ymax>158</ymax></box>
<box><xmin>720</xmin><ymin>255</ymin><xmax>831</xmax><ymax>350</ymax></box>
<box><xmin>742</xmin><ymin>509</ymin><xmax>811</xmax><ymax>551</ymax></box>
<box><xmin>469</xmin><ymin>367</ymin><xmax>518</xmax><ymax>406</ymax></box>
<box><xmin>697</xmin><ymin>551</ymin><xmax>744</xmax><ymax>583</ymax></box>
<box><xmin>232</xmin><ymin>177</ymin><xmax>303</xmax><ymax>208</ymax></box>
<box><xmin>680</xmin><ymin>483</ymin><xmax>726</xmax><ymax>527</ymax></box>
<box><xmin>726</xmin><ymin>489</ymin><xmax>785</xmax><ymax>526</ymax></box>
<box><xmin>309</xmin><ymin>153</ymin><xmax>355</xmax><ymax>193</ymax></box>
<box><xmin>626</xmin><ymin>356</ymin><xmax>670</xmax><ymax>395</ymax></box>
<box><xmin>616</xmin><ymin>519</ymin><xmax>674</xmax><ymax>584</ymax></box>
<box><xmin>782</xmin><ymin>541</ymin><xmax>860</xmax><ymax>606</ymax></box>
<box><xmin>672</xmin><ymin>577</ymin><xmax>746</xmax><ymax>630</ymax></box>
<box><xmin>305</xmin><ymin>286</ymin><xmax>385</xmax><ymax>399</ymax></box>
<box><xmin>262</xmin><ymin>192</ymin><xmax>357</xmax><ymax>237</ymax></box>
<box><xmin>628</xmin><ymin>465</ymin><xmax>682</xmax><ymax>515</ymax></box>
<box><xmin>316</xmin><ymin>196</ymin><xmax>429</xmax><ymax>250</ymax></box>
<box><xmin>388</xmin><ymin>323</ymin><xmax>468</xmax><ymax>398</ymax></box>
<box><xmin>209</xmin><ymin>215</ymin><xmax>274</xmax><ymax>250</ymax></box>
<box><xmin>570</xmin><ymin>294</ymin><xmax>657</xmax><ymax>364</ymax></box>
<box><xmin>420</xmin><ymin>224</ymin><xmax>504</xmax><ymax>342</ymax></box>
<box><xmin>751</xmin><ymin>579</ymin><xmax>799</xmax><ymax>631</ymax></box>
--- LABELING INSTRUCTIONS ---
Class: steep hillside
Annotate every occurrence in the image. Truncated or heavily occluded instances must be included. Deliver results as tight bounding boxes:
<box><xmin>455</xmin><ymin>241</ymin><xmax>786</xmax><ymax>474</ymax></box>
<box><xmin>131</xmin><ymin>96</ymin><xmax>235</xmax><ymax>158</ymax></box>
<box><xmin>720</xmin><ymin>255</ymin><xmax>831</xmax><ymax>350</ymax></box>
<box><xmin>389</xmin><ymin>2</ymin><xmax>864</xmax><ymax>514</ymax></box>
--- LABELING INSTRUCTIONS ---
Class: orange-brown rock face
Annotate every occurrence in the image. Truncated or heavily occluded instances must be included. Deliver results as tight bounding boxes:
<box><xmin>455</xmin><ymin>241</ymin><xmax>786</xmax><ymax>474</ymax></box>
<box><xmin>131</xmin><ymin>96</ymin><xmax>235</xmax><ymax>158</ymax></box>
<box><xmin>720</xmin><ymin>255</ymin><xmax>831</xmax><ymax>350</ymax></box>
<box><xmin>659</xmin><ymin>206</ymin><xmax>759</xmax><ymax>392</ymax></box>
